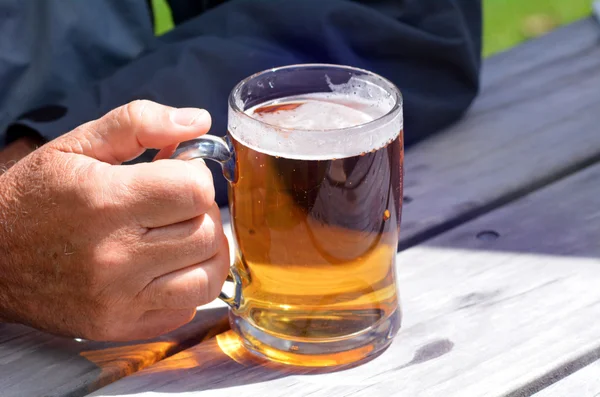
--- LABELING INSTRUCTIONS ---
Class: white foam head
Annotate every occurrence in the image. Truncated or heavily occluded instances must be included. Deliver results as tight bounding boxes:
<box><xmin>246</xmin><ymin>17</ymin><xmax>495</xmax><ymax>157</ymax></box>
<box><xmin>249</xmin><ymin>98</ymin><xmax>374</xmax><ymax>131</ymax></box>
<box><xmin>228</xmin><ymin>70</ymin><xmax>403</xmax><ymax>160</ymax></box>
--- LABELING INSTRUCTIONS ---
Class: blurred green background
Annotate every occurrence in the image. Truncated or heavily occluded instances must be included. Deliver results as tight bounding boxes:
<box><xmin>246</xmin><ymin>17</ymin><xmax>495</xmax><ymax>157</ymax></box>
<box><xmin>484</xmin><ymin>0</ymin><xmax>591</xmax><ymax>56</ymax></box>
<box><xmin>150</xmin><ymin>0</ymin><xmax>593</xmax><ymax>57</ymax></box>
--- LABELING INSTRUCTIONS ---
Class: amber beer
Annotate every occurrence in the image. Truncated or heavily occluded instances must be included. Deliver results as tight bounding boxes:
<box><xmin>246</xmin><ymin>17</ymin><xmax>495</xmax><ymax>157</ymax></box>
<box><xmin>172</xmin><ymin>65</ymin><xmax>404</xmax><ymax>366</ymax></box>
<box><xmin>227</xmin><ymin>92</ymin><xmax>403</xmax><ymax>366</ymax></box>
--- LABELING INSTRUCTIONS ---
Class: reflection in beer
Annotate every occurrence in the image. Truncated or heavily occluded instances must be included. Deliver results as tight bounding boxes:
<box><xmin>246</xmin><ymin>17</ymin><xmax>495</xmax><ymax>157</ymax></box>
<box><xmin>226</xmin><ymin>93</ymin><xmax>403</xmax><ymax>366</ymax></box>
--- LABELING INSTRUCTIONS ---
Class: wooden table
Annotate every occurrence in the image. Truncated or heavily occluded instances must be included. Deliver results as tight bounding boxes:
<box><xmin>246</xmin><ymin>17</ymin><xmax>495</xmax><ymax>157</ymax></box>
<box><xmin>2</xmin><ymin>17</ymin><xmax>600</xmax><ymax>397</ymax></box>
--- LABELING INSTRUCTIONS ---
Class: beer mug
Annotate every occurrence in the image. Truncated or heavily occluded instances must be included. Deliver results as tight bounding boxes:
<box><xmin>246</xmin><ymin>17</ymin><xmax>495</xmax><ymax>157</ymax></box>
<box><xmin>172</xmin><ymin>64</ymin><xmax>404</xmax><ymax>367</ymax></box>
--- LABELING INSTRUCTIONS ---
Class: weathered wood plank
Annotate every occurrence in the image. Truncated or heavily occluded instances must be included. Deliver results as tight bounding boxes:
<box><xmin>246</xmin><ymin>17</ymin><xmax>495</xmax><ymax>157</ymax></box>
<box><xmin>3</xmin><ymin>17</ymin><xmax>600</xmax><ymax>397</ymax></box>
<box><xmin>90</xmin><ymin>144</ymin><xmax>600</xmax><ymax>396</ymax></box>
<box><xmin>0</xmin><ymin>304</ymin><xmax>229</xmax><ymax>397</ymax></box>
<box><xmin>0</xmin><ymin>210</ymin><xmax>234</xmax><ymax>397</ymax></box>
<box><xmin>533</xmin><ymin>360</ymin><xmax>600</xmax><ymax>397</ymax></box>
<box><xmin>399</xmin><ymin>17</ymin><xmax>600</xmax><ymax>248</ymax></box>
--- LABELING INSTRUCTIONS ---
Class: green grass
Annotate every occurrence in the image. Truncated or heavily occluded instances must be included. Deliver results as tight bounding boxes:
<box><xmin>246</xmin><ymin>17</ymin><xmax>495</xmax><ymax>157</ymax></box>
<box><xmin>483</xmin><ymin>0</ymin><xmax>592</xmax><ymax>57</ymax></box>
<box><xmin>151</xmin><ymin>0</ymin><xmax>174</xmax><ymax>36</ymax></box>
<box><xmin>151</xmin><ymin>0</ymin><xmax>593</xmax><ymax>57</ymax></box>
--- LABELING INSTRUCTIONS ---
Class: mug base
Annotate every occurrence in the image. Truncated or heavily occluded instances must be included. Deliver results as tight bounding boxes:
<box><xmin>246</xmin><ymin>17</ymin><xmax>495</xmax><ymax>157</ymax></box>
<box><xmin>228</xmin><ymin>308</ymin><xmax>401</xmax><ymax>368</ymax></box>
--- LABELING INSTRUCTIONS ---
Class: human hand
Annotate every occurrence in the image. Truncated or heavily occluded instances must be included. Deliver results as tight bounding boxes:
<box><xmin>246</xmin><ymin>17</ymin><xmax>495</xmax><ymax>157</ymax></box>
<box><xmin>0</xmin><ymin>100</ymin><xmax>230</xmax><ymax>341</ymax></box>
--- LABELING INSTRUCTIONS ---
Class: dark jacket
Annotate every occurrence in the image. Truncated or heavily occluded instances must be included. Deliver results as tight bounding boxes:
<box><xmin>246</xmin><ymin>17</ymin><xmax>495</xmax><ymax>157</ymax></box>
<box><xmin>1</xmin><ymin>0</ymin><xmax>482</xmax><ymax>205</ymax></box>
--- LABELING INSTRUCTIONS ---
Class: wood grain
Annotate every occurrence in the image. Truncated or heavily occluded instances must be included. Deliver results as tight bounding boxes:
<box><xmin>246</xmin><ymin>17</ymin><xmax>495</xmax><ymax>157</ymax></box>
<box><xmin>533</xmin><ymin>360</ymin><xmax>600</xmax><ymax>397</ymax></box>
<box><xmin>90</xmin><ymin>146</ymin><xmax>600</xmax><ymax>396</ymax></box>
<box><xmin>0</xmin><ymin>305</ymin><xmax>229</xmax><ymax>397</ymax></box>
<box><xmin>399</xmin><ymin>17</ymin><xmax>600</xmax><ymax>248</ymax></box>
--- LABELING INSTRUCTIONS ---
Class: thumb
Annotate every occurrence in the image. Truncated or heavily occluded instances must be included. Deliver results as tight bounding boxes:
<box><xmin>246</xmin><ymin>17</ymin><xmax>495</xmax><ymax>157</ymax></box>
<box><xmin>50</xmin><ymin>100</ymin><xmax>212</xmax><ymax>164</ymax></box>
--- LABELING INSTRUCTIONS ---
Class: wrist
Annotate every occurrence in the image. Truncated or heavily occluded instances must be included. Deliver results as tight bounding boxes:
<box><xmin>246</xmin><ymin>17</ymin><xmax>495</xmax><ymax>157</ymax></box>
<box><xmin>0</xmin><ymin>136</ymin><xmax>43</xmax><ymax>171</ymax></box>
<box><xmin>0</xmin><ymin>189</ymin><xmax>16</xmax><ymax>323</ymax></box>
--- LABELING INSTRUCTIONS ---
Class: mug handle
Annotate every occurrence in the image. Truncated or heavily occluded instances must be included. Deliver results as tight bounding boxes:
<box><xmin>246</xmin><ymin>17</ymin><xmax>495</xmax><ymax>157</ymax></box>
<box><xmin>170</xmin><ymin>136</ymin><xmax>242</xmax><ymax>309</ymax></box>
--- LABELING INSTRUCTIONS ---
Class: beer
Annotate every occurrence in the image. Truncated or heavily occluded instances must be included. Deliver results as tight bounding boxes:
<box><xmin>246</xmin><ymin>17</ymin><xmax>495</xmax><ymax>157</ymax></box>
<box><xmin>172</xmin><ymin>65</ymin><xmax>404</xmax><ymax>367</ymax></box>
<box><xmin>227</xmin><ymin>94</ymin><xmax>403</xmax><ymax>366</ymax></box>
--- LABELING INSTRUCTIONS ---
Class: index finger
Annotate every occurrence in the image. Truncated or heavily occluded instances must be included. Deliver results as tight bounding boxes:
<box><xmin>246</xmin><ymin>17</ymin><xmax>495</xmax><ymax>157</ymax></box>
<box><xmin>110</xmin><ymin>158</ymin><xmax>215</xmax><ymax>228</ymax></box>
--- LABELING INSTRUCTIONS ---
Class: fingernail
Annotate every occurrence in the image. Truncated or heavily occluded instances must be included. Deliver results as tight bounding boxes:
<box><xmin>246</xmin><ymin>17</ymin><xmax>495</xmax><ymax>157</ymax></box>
<box><xmin>170</xmin><ymin>108</ymin><xmax>209</xmax><ymax>127</ymax></box>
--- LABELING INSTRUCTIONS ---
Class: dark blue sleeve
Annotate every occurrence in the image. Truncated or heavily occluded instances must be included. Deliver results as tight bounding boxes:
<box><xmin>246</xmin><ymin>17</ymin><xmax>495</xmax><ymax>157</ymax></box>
<box><xmin>0</xmin><ymin>0</ymin><xmax>155</xmax><ymax>137</ymax></box>
<box><xmin>6</xmin><ymin>0</ymin><xmax>481</xmax><ymax>206</ymax></box>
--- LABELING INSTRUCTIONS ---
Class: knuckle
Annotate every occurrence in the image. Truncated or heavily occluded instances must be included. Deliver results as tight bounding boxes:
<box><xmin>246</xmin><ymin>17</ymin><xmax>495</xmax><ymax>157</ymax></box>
<box><xmin>195</xmin><ymin>214</ymin><xmax>221</xmax><ymax>259</ymax></box>
<box><xmin>217</xmin><ymin>240</ymin><xmax>231</xmax><ymax>279</ymax></box>
<box><xmin>141</xmin><ymin>282</ymin><xmax>161</xmax><ymax>308</ymax></box>
<box><xmin>208</xmin><ymin>255</ymin><xmax>230</xmax><ymax>303</ymax></box>
<box><xmin>80</xmin><ymin>165</ymin><xmax>120</xmax><ymax>211</ymax></box>
<box><xmin>179</xmin><ymin>309</ymin><xmax>197</xmax><ymax>325</ymax></box>
<box><xmin>209</xmin><ymin>241</ymin><xmax>231</xmax><ymax>301</ymax></box>
<box><xmin>94</xmin><ymin>249</ymin><xmax>123</xmax><ymax>275</ymax></box>
<box><xmin>184</xmin><ymin>162</ymin><xmax>214</xmax><ymax>214</ymax></box>
<box><xmin>194</xmin><ymin>268</ymin><xmax>213</xmax><ymax>305</ymax></box>
<box><xmin>123</xmin><ymin>99</ymin><xmax>152</xmax><ymax>126</ymax></box>
<box><xmin>170</xmin><ymin>271</ymin><xmax>210</xmax><ymax>308</ymax></box>
<box><xmin>105</xmin><ymin>99</ymin><xmax>152</xmax><ymax>138</ymax></box>
<box><xmin>205</xmin><ymin>280</ymin><xmax>222</xmax><ymax>306</ymax></box>
<box><xmin>87</xmin><ymin>245</ymin><xmax>131</xmax><ymax>293</ymax></box>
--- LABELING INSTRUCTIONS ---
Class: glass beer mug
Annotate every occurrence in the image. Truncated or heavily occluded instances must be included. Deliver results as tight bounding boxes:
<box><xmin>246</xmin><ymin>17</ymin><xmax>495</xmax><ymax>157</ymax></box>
<box><xmin>172</xmin><ymin>64</ymin><xmax>404</xmax><ymax>367</ymax></box>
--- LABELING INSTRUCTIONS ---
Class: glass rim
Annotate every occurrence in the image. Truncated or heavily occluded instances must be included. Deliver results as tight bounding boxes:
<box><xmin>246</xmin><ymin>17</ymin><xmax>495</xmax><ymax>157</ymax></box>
<box><xmin>227</xmin><ymin>63</ymin><xmax>403</xmax><ymax>135</ymax></box>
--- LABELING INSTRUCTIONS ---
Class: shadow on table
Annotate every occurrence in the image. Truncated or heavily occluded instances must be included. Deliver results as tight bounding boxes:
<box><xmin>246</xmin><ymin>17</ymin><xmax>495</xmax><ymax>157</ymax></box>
<box><xmin>0</xmin><ymin>306</ymin><xmax>231</xmax><ymax>397</ymax></box>
<box><xmin>94</xmin><ymin>328</ymin><xmax>401</xmax><ymax>395</ymax></box>
<box><xmin>75</xmin><ymin>306</ymin><xmax>230</xmax><ymax>395</ymax></box>
<box><xmin>102</xmin><ymin>331</ymin><xmax>289</xmax><ymax>394</ymax></box>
